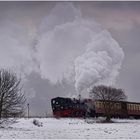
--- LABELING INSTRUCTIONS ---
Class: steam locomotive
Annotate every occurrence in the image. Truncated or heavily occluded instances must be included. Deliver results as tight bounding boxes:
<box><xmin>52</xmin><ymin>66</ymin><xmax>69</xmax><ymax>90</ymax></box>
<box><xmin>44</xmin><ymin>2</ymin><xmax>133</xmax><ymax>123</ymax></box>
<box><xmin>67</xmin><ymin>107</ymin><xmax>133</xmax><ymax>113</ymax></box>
<box><xmin>51</xmin><ymin>97</ymin><xmax>140</xmax><ymax>118</ymax></box>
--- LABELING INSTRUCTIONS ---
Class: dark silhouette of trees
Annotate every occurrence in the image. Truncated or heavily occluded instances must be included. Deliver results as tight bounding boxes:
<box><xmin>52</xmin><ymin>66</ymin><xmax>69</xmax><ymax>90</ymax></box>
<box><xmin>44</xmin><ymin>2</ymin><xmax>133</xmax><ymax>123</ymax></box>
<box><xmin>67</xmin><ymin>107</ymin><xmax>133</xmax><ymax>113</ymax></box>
<box><xmin>90</xmin><ymin>85</ymin><xmax>126</xmax><ymax>122</ymax></box>
<box><xmin>0</xmin><ymin>69</ymin><xmax>26</xmax><ymax>119</ymax></box>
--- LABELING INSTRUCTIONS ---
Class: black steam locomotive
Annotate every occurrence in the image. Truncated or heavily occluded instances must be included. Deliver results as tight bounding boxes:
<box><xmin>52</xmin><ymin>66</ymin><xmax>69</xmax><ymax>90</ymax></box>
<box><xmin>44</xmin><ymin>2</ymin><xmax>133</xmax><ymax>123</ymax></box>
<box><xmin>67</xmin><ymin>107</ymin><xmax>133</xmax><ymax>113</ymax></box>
<box><xmin>51</xmin><ymin>97</ymin><xmax>140</xmax><ymax>118</ymax></box>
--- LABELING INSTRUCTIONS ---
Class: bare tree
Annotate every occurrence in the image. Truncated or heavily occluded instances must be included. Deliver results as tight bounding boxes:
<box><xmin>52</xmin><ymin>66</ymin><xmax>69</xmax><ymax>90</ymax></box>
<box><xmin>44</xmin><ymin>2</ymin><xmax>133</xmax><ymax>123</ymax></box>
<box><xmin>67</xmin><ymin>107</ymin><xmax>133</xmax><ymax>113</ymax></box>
<box><xmin>90</xmin><ymin>85</ymin><xmax>126</xmax><ymax>122</ymax></box>
<box><xmin>0</xmin><ymin>69</ymin><xmax>26</xmax><ymax>119</ymax></box>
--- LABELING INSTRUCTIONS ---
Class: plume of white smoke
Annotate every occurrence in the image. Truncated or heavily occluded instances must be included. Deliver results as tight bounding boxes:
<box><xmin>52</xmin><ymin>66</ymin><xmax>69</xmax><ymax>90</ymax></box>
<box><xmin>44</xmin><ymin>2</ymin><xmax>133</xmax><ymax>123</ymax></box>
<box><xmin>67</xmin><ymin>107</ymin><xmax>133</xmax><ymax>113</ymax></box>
<box><xmin>75</xmin><ymin>30</ymin><xmax>124</xmax><ymax>93</ymax></box>
<box><xmin>37</xmin><ymin>3</ymin><xmax>102</xmax><ymax>84</ymax></box>
<box><xmin>37</xmin><ymin>3</ymin><xmax>124</xmax><ymax>95</ymax></box>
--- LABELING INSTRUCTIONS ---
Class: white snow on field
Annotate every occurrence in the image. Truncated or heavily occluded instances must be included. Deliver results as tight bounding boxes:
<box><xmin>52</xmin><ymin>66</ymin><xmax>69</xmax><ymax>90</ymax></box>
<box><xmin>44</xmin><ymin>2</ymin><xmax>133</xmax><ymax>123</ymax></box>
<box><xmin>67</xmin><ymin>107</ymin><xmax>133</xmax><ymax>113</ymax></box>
<box><xmin>0</xmin><ymin>118</ymin><xmax>140</xmax><ymax>139</ymax></box>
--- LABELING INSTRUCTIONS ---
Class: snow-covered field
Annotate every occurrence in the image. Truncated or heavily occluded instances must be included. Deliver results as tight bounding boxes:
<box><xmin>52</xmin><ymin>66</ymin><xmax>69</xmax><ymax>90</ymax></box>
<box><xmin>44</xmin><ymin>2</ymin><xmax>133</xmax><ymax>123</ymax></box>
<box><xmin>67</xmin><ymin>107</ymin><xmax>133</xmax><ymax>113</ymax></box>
<box><xmin>0</xmin><ymin>118</ymin><xmax>140</xmax><ymax>139</ymax></box>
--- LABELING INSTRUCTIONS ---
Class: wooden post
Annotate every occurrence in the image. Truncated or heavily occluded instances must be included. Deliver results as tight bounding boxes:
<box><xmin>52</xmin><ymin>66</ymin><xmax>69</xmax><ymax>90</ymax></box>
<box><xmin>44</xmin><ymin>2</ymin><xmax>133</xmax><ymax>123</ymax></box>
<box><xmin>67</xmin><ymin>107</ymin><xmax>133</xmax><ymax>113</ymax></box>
<box><xmin>27</xmin><ymin>103</ymin><xmax>29</xmax><ymax>118</ymax></box>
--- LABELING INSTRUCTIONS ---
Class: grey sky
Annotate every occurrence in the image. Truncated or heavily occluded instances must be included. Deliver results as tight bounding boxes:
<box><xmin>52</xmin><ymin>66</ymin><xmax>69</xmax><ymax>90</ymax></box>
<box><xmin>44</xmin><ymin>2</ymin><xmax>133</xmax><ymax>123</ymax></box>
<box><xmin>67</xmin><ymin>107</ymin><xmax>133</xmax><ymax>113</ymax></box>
<box><xmin>0</xmin><ymin>2</ymin><xmax>140</xmax><ymax>116</ymax></box>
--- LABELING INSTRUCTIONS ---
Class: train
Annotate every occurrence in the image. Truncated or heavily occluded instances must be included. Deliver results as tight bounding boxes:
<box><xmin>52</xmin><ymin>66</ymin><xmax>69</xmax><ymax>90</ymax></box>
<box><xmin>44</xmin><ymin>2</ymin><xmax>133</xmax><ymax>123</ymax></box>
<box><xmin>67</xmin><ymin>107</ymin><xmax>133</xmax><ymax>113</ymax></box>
<box><xmin>51</xmin><ymin>97</ymin><xmax>140</xmax><ymax>119</ymax></box>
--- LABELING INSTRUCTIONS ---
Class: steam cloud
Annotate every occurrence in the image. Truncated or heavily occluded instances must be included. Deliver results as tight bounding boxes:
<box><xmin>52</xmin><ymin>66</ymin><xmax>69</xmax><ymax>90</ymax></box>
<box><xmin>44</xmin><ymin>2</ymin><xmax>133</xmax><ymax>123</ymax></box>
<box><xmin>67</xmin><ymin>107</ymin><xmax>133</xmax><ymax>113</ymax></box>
<box><xmin>75</xmin><ymin>30</ymin><xmax>124</xmax><ymax>93</ymax></box>
<box><xmin>0</xmin><ymin>3</ymin><xmax>124</xmax><ymax>96</ymax></box>
<box><xmin>37</xmin><ymin>3</ymin><xmax>124</xmax><ymax>94</ymax></box>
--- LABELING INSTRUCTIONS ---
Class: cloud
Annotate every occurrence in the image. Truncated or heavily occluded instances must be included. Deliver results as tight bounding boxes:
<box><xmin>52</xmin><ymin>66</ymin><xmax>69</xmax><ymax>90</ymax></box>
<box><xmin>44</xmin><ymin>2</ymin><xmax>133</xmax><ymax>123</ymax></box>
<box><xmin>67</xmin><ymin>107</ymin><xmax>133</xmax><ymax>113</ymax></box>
<box><xmin>0</xmin><ymin>20</ymin><xmax>37</xmax><ymax>78</ymax></box>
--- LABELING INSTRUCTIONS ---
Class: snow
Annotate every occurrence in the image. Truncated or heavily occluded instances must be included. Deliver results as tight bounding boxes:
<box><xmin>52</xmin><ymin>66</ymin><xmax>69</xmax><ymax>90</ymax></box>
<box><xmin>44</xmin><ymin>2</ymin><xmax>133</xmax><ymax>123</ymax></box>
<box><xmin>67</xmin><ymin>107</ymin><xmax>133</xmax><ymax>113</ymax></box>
<box><xmin>0</xmin><ymin>118</ymin><xmax>140</xmax><ymax>139</ymax></box>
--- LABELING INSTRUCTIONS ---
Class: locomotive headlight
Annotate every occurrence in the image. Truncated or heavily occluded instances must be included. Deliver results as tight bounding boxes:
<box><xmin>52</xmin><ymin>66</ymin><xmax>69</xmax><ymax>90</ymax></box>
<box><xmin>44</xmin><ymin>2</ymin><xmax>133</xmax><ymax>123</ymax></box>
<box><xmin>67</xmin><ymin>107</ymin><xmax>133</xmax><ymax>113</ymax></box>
<box><xmin>52</xmin><ymin>100</ymin><xmax>55</xmax><ymax>104</ymax></box>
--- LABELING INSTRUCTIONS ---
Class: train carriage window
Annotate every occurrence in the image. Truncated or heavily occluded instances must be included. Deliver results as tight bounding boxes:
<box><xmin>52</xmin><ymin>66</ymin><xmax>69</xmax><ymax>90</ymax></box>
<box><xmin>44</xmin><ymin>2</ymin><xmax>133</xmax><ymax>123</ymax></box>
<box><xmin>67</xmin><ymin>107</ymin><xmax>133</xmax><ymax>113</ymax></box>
<box><xmin>134</xmin><ymin>105</ymin><xmax>136</xmax><ymax>110</ymax></box>
<box><xmin>99</xmin><ymin>102</ymin><xmax>101</xmax><ymax>108</ymax></box>
<box><xmin>131</xmin><ymin>104</ymin><xmax>134</xmax><ymax>110</ymax></box>
<box><xmin>134</xmin><ymin>104</ymin><xmax>136</xmax><ymax>110</ymax></box>
<box><xmin>117</xmin><ymin>103</ymin><xmax>120</xmax><ymax>109</ymax></box>
<box><xmin>132</xmin><ymin>104</ymin><xmax>134</xmax><ymax>110</ymax></box>
<box><xmin>98</xmin><ymin>102</ymin><xmax>100</xmax><ymax>108</ymax></box>
<box><xmin>116</xmin><ymin>104</ymin><xmax>118</xmax><ymax>109</ymax></box>
<box><xmin>115</xmin><ymin>103</ymin><xmax>118</xmax><ymax>109</ymax></box>
<box><xmin>100</xmin><ymin>102</ymin><xmax>103</xmax><ymax>108</ymax></box>
<box><xmin>97</xmin><ymin>102</ymin><xmax>99</xmax><ymax>107</ymax></box>
<box><xmin>114</xmin><ymin>103</ymin><xmax>117</xmax><ymax>109</ymax></box>
<box><xmin>115</xmin><ymin>103</ymin><xmax>117</xmax><ymax>109</ymax></box>
<box><xmin>131</xmin><ymin>104</ymin><xmax>133</xmax><ymax>110</ymax></box>
<box><xmin>111</xmin><ymin>103</ymin><xmax>114</xmax><ymax>109</ymax></box>
<box><xmin>135</xmin><ymin>104</ymin><xmax>137</xmax><ymax>110</ymax></box>
<box><xmin>136</xmin><ymin>105</ymin><xmax>138</xmax><ymax>110</ymax></box>
<box><xmin>95</xmin><ymin>102</ymin><xmax>98</xmax><ymax>108</ymax></box>
<box><xmin>137</xmin><ymin>105</ymin><xmax>139</xmax><ymax>110</ymax></box>
<box><xmin>130</xmin><ymin>104</ymin><xmax>132</xmax><ymax>110</ymax></box>
<box><xmin>130</xmin><ymin>104</ymin><xmax>131</xmax><ymax>110</ymax></box>
<box><xmin>131</xmin><ymin>105</ymin><xmax>133</xmax><ymax>110</ymax></box>
<box><xmin>97</xmin><ymin>102</ymin><xmax>100</xmax><ymax>108</ymax></box>
<box><xmin>97</xmin><ymin>102</ymin><xmax>99</xmax><ymax>108</ymax></box>
<box><xmin>117</xmin><ymin>104</ymin><xmax>120</xmax><ymax>109</ymax></box>
<box><xmin>129</xmin><ymin>104</ymin><xmax>131</xmax><ymax>110</ymax></box>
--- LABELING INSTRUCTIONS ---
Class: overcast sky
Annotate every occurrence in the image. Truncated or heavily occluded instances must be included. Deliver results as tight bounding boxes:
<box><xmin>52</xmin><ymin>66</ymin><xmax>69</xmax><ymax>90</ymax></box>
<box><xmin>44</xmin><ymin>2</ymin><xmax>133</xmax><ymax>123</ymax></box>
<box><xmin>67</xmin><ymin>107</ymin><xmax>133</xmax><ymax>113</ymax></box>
<box><xmin>0</xmin><ymin>1</ymin><xmax>140</xmax><ymax>116</ymax></box>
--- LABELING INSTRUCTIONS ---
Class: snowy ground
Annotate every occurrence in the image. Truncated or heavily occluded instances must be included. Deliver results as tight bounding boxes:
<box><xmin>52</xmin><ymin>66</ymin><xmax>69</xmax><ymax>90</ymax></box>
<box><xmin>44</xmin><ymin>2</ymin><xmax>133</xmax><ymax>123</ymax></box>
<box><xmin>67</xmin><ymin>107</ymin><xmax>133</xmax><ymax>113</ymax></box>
<box><xmin>0</xmin><ymin>118</ymin><xmax>140</xmax><ymax>139</ymax></box>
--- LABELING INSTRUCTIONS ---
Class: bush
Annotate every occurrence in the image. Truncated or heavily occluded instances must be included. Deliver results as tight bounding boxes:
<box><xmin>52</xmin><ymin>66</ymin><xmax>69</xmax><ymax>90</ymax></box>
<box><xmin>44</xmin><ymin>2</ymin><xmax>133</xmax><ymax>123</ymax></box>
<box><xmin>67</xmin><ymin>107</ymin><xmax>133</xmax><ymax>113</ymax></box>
<box><xmin>33</xmin><ymin>119</ymin><xmax>43</xmax><ymax>127</ymax></box>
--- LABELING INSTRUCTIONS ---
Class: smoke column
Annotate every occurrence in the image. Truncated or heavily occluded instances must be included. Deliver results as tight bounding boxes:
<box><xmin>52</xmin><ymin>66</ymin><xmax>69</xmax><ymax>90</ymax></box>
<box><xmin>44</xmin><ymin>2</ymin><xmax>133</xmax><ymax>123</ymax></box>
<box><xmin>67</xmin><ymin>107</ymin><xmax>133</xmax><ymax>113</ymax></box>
<box><xmin>37</xmin><ymin>3</ymin><xmax>102</xmax><ymax>83</ymax></box>
<box><xmin>75</xmin><ymin>30</ymin><xmax>124</xmax><ymax>93</ymax></box>
<box><xmin>37</xmin><ymin>3</ymin><xmax>124</xmax><ymax>95</ymax></box>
